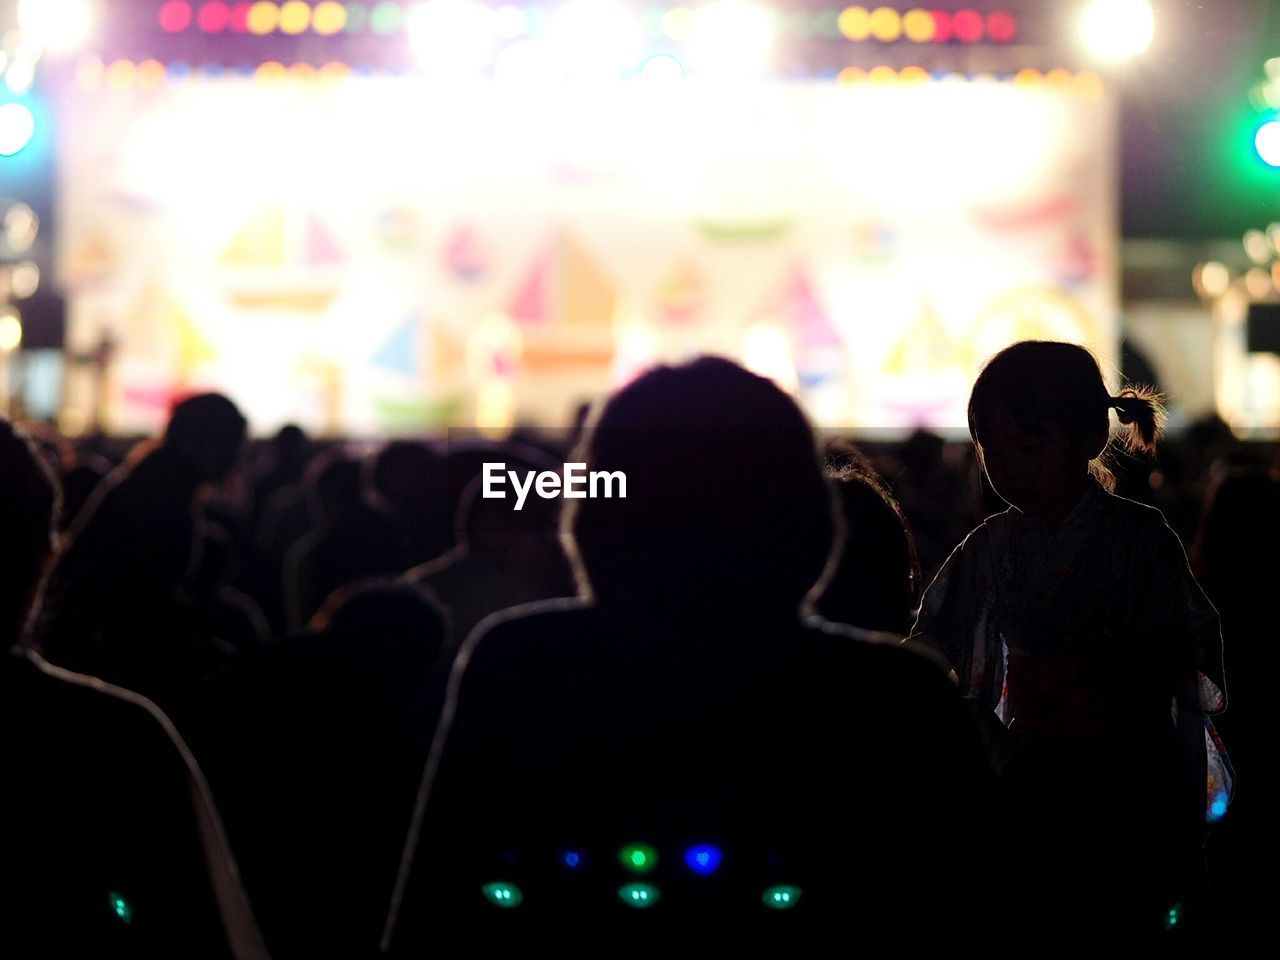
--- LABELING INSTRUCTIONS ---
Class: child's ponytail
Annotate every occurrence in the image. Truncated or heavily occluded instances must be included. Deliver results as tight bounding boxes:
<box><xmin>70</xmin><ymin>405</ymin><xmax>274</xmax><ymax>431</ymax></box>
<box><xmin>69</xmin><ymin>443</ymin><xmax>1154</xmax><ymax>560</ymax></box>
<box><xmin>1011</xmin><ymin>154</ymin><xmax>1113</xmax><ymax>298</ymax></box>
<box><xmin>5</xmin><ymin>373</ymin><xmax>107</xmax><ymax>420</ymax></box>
<box><xmin>1109</xmin><ymin>386</ymin><xmax>1165</xmax><ymax>456</ymax></box>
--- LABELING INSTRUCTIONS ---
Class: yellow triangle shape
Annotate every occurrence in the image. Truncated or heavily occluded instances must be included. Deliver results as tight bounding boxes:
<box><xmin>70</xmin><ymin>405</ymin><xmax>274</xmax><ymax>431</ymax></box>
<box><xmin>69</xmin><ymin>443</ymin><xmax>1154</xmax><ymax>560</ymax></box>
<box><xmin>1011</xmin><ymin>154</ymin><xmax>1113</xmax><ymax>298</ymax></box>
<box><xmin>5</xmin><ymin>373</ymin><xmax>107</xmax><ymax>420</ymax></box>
<box><xmin>221</xmin><ymin>206</ymin><xmax>286</xmax><ymax>267</ymax></box>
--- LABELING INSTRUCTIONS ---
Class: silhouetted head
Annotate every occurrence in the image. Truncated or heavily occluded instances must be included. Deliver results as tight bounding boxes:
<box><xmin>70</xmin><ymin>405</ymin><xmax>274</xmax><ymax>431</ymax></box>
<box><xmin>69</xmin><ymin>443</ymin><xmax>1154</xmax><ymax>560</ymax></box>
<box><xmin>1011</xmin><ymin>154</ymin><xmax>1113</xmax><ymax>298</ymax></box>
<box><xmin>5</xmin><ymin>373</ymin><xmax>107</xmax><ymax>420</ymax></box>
<box><xmin>968</xmin><ymin>341</ymin><xmax>1162</xmax><ymax>505</ymax></box>
<box><xmin>370</xmin><ymin>441</ymin><xmax>440</xmax><ymax>517</ymax></box>
<box><xmin>0</xmin><ymin>419</ymin><xmax>60</xmax><ymax>641</ymax></box>
<box><xmin>305</xmin><ymin>451</ymin><xmax>366</xmax><ymax>526</ymax></box>
<box><xmin>311</xmin><ymin>579</ymin><xmax>448</xmax><ymax>686</ymax></box>
<box><xmin>819</xmin><ymin>455</ymin><xmax>921</xmax><ymax>634</ymax></box>
<box><xmin>569</xmin><ymin>356</ymin><xmax>836</xmax><ymax>613</ymax></box>
<box><xmin>165</xmin><ymin>393</ymin><xmax>248</xmax><ymax>484</ymax></box>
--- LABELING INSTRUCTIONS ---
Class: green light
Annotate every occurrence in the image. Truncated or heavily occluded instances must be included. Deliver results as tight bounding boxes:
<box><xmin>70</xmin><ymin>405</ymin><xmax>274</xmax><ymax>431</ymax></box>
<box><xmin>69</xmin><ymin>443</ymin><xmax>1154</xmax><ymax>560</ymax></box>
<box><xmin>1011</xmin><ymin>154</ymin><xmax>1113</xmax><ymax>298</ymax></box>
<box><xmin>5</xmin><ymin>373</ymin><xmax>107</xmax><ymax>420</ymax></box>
<box><xmin>619</xmin><ymin>843</ymin><xmax>658</xmax><ymax>874</ymax></box>
<box><xmin>481</xmin><ymin>881</ymin><xmax>524</xmax><ymax>909</ymax></box>
<box><xmin>108</xmin><ymin>891</ymin><xmax>133</xmax><ymax>926</ymax></box>
<box><xmin>1166</xmin><ymin>903</ymin><xmax>1182</xmax><ymax>930</ymax></box>
<box><xmin>618</xmin><ymin>883</ymin><xmax>660</xmax><ymax>909</ymax></box>
<box><xmin>762</xmin><ymin>885</ymin><xmax>802</xmax><ymax>910</ymax></box>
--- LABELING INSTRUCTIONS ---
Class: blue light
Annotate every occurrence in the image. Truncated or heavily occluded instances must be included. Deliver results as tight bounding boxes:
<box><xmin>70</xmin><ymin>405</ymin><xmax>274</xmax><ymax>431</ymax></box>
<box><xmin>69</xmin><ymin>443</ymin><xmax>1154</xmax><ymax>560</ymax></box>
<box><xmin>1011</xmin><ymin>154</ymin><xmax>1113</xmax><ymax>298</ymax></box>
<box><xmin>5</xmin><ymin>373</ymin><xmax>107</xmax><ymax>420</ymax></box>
<box><xmin>683</xmin><ymin>844</ymin><xmax>723</xmax><ymax>876</ymax></box>
<box><xmin>561</xmin><ymin>850</ymin><xmax>583</xmax><ymax>869</ymax></box>
<box><xmin>1209</xmin><ymin>791</ymin><xmax>1229</xmax><ymax>821</ymax></box>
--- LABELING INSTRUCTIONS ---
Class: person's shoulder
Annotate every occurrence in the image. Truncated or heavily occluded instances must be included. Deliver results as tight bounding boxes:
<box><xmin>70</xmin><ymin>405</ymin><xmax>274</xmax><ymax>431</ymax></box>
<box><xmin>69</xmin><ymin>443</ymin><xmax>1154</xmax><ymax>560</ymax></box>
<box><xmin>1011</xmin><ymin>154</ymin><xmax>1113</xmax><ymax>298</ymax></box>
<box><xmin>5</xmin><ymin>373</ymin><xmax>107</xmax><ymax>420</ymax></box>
<box><xmin>804</xmin><ymin>618</ymin><xmax>957</xmax><ymax>690</ymax></box>
<box><xmin>453</xmin><ymin>597</ymin><xmax>597</xmax><ymax>672</ymax></box>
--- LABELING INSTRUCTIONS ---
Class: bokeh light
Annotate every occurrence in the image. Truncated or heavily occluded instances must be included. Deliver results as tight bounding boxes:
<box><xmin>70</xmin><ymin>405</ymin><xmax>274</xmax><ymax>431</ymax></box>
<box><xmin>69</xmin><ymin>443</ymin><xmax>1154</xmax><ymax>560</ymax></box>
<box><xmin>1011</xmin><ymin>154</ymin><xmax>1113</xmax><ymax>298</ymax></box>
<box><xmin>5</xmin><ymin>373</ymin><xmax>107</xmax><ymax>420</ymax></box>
<box><xmin>683</xmin><ymin>844</ymin><xmax>723</xmax><ymax>875</ymax></box>
<box><xmin>0</xmin><ymin>102</ymin><xmax>36</xmax><ymax>157</ymax></box>
<box><xmin>1256</xmin><ymin>119</ymin><xmax>1280</xmax><ymax>167</ymax></box>
<box><xmin>279</xmin><ymin>0</ymin><xmax>312</xmax><ymax>34</ymax></box>
<box><xmin>406</xmin><ymin>0</ymin><xmax>497</xmax><ymax>77</ymax></box>
<box><xmin>763</xmin><ymin>885</ymin><xmax>802</xmax><ymax>909</ymax></box>
<box><xmin>619</xmin><ymin>843</ymin><xmax>658</xmax><ymax>873</ymax></box>
<box><xmin>1080</xmin><ymin>0</ymin><xmax>1154</xmax><ymax>61</ymax></box>
<box><xmin>0</xmin><ymin>308</ymin><xmax>22</xmax><ymax>352</ymax></box>
<box><xmin>198</xmin><ymin>2</ymin><xmax>231</xmax><ymax>33</ymax></box>
<box><xmin>18</xmin><ymin>0</ymin><xmax>95</xmax><ymax>53</ymax></box>
<box><xmin>159</xmin><ymin>1</ymin><xmax>195</xmax><ymax>34</ymax></box>
<box><xmin>618</xmin><ymin>883</ymin><xmax>660</xmax><ymax>908</ymax></box>
<box><xmin>247</xmin><ymin>2</ymin><xmax>280</xmax><ymax>35</ymax></box>
<box><xmin>480</xmin><ymin>881</ymin><xmax>523</xmax><ymax>908</ymax></box>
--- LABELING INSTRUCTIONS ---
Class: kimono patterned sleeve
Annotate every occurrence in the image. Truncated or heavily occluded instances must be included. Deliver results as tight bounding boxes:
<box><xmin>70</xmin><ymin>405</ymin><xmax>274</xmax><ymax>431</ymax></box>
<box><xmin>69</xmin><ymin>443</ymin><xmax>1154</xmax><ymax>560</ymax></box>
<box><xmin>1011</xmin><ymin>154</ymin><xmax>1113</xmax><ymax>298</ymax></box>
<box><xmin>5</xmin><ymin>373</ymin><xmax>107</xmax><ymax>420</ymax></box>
<box><xmin>1129</xmin><ymin>516</ymin><xmax>1226</xmax><ymax>714</ymax></box>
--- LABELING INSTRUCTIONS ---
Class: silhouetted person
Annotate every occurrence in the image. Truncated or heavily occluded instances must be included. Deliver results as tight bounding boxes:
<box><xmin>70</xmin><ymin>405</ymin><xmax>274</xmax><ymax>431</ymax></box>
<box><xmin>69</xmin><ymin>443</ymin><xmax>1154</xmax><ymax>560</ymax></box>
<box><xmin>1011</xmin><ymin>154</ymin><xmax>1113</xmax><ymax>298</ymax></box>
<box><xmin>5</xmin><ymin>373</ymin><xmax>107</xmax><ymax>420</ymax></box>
<box><xmin>38</xmin><ymin>393</ymin><xmax>248</xmax><ymax>701</ymax></box>
<box><xmin>0</xmin><ymin>418</ymin><xmax>267</xmax><ymax>958</ymax></box>
<box><xmin>404</xmin><ymin>445</ymin><xmax>575</xmax><ymax>648</ymax></box>
<box><xmin>188</xmin><ymin>579</ymin><xmax>446</xmax><ymax>958</ymax></box>
<box><xmin>385</xmin><ymin>357</ymin><xmax>994</xmax><ymax>951</ymax></box>
<box><xmin>911</xmin><ymin>341</ymin><xmax>1225</xmax><ymax>943</ymax></box>
<box><xmin>369</xmin><ymin>440</ymin><xmax>452</xmax><ymax>568</ymax></box>
<box><xmin>818</xmin><ymin>442</ymin><xmax>922</xmax><ymax>634</ymax></box>
<box><xmin>283</xmin><ymin>451</ymin><xmax>406</xmax><ymax>631</ymax></box>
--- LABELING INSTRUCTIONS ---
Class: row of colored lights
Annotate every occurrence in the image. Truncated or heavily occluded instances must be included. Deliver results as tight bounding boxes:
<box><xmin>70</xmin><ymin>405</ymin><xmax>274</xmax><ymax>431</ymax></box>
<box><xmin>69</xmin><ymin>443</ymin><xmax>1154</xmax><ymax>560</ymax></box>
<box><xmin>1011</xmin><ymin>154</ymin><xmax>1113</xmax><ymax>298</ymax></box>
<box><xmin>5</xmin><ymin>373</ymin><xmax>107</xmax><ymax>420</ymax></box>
<box><xmin>74</xmin><ymin>56</ymin><xmax>1103</xmax><ymax>93</ymax></box>
<box><xmin>481</xmin><ymin>880</ymin><xmax>802</xmax><ymax>910</ymax></box>
<box><xmin>155</xmin><ymin>2</ymin><xmax>1016</xmax><ymax>44</ymax></box>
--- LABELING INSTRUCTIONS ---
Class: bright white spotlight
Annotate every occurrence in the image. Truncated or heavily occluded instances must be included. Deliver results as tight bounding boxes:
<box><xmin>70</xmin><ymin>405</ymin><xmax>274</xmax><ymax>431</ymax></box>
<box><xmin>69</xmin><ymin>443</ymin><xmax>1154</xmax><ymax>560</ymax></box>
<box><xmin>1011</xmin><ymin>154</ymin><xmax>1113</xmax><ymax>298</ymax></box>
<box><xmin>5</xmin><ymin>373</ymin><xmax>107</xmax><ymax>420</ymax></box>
<box><xmin>1080</xmin><ymin>0</ymin><xmax>1154</xmax><ymax>62</ymax></box>
<box><xmin>687</xmin><ymin>0</ymin><xmax>776</xmax><ymax>78</ymax></box>
<box><xmin>0</xmin><ymin>308</ymin><xmax>21</xmax><ymax>352</ymax></box>
<box><xmin>548</xmin><ymin>0</ymin><xmax>642</xmax><ymax>82</ymax></box>
<box><xmin>405</xmin><ymin>0</ymin><xmax>497</xmax><ymax>77</ymax></box>
<box><xmin>0</xmin><ymin>103</ymin><xmax>35</xmax><ymax>157</ymax></box>
<box><xmin>1257</xmin><ymin>120</ymin><xmax>1280</xmax><ymax>168</ymax></box>
<box><xmin>493</xmin><ymin>39</ymin><xmax>558</xmax><ymax>84</ymax></box>
<box><xmin>17</xmin><ymin>0</ymin><xmax>95</xmax><ymax>55</ymax></box>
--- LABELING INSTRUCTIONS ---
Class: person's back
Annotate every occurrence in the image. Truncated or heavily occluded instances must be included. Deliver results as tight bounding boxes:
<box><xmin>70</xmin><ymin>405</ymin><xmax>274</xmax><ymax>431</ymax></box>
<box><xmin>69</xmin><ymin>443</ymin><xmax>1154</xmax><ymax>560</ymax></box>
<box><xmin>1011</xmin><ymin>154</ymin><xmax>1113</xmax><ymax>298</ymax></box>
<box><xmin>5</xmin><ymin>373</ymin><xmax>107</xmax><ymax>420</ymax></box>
<box><xmin>384</xmin><ymin>358</ymin><xmax>995</xmax><ymax>951</ymax></box>
<box><xmin>389</xmin><ymin>601</ymin><xmax>991</xmax><ymax>948</ymax></box>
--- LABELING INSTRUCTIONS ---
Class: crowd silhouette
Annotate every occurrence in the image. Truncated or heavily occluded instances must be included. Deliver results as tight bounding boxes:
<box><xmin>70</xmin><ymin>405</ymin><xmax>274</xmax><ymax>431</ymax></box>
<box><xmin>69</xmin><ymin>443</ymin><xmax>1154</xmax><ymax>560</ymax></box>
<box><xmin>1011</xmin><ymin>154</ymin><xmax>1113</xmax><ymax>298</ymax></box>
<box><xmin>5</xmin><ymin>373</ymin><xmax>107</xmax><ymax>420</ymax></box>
<box><xmin>1</xmin><ymin>344</ymin><xmax>1269</xmax><ymax>955</ymax></box>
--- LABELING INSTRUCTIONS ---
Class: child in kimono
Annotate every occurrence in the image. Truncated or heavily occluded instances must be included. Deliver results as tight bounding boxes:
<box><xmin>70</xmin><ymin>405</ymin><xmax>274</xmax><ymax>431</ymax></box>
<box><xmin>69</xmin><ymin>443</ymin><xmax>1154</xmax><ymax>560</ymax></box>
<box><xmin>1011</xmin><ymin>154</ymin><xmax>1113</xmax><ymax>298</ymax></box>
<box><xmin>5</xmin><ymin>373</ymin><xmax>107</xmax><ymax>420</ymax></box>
<box><xmin>910</xmin><ymin>341</ymin><xmax>1225</xmax><ymax>941</ymax></box>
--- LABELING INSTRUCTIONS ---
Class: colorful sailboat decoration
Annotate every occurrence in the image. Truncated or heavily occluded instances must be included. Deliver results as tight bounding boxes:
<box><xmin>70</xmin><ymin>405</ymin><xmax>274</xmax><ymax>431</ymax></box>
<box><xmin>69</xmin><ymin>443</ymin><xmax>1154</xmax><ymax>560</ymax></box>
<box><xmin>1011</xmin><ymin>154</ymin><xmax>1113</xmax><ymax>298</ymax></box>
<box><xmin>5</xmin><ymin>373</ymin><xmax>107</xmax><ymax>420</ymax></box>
<box><xmin>221</xmin><ymin>205</ymin><xmax>344</xmax><ymax>312</ymax></box>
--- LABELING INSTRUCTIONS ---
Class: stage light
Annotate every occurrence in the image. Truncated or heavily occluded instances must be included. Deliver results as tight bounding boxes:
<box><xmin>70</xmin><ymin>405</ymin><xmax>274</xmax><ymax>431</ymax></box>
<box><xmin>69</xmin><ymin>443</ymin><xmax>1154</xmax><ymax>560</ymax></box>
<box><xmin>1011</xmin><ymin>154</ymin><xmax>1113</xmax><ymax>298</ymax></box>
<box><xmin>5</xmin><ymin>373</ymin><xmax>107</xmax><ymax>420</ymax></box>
<box><xmin>560</xmin><ymin>850</ymin><xmax>584</xmax><ymax>869</ymax></box>
<box><xmin>108</xmin><ymin>892</ymin><xmax>133</xmax><ymax>926</ymax></box>
<box><xmin>198</xmin><ymin>2</ymin><xmax>230</xmax><ymax>32</ymax></box>
<box><xmin>838</xmin><ymin>7</ymin><xmax>870</xmax><ymax>41</ymax></box>
<box><xmin>1074</xmin><ymin>70</ymin><xmax>1104</xmax><ymax>100</ymax></box>
<box><xmin>952</xmin><ymin>8</ymin><xmax>982</xmax><ymax>43</ymax></box>
<box><xmin>1196</xmin><ymin>261</ymin><xmax>1230</xmax><ymax>298</ymax></box>
<box><xmin>18</xmin><ymin>0</ymin><xmax>96</xmax><ymax>53</ymax></box>
<box><xmin>255</xmin><ymin>61</ymin><xmax>286</xmax><ymax>80</ymax></box>
<box><xmin>159</xmin><ymin>1</ymin><xmax>195</xmax><ymax>34</ymax></box>
<box><xmin>1245</xmin><ymin>229</ymin><xmax>1271</xmax><ymax>264</ymax></box>
<box><xmin>371</xmin><ymin>1</ymin><xmax>403</xmax><ymax>34</ymax></box>
<box><xmin>868</xmin><ymin>7</ymin><xmax>900</xmax><ymax>42</ymax></box>
<box><xmin>3</xmin><ymin>204</ymin><xmax>38</xmax><ymax>253</ymax></box>
<box><xmin>619</xmin><ymin>844</ymin><xmax>658</xmax><ymax>873</ymax></box>
<box><xmin>986</xmin><ymin>11</ymin><xmax>1016</xmax><ymax>43</ymax></box>
<box><xmin>406</xmin><ymin>1</ymin><xmax>496</xmax><ymax>77</ymax></box>
<box><xmin>687</xmin><ymin>1</ymin><xmax>776</xmax><ymax>78</ymax></box>
<box><xmin>0</xmin><ymin>103</ymin><xmax>35</xmax><ymax>157</ymax></box>
<box><xmin>345</xmin><ymin>4</ymin><xmax>369</xmax><ymax>33</ymax></box>
<box><xmin>549</xmin><ymin>0</ymin><xmax>642</xmax><ymax>81</ymax></box>
<box><xmin>1256</xmin><ymin>119</ymin><xmax>1280</xmax><ymax>167</ymax></box>
<box><xmin>312</xmin><ymin>1</ymin><xmax>347</xmax><ymax>35</ymax></box>
<box><xmin>618</xmin><ymin>883</ymin><xmax>660</xmax><ymax>908</ymax></box>
<box><xmin>480</xmin><ymin>881</ymin><xmax>523</xmax><ymax>908</ymax></box>
<box><xmin>279</xmin><ymin>0</ymin><xmax>311</xmax><ymax>34</ymax></box>
<box><xmin>930</xmin><ymin>9</ymin><xmax>952</xmax><ymax>42</ymax></box>
<box><xmin>898</xmin><ymin>65</ymin><xmax>929</xmax><ymax>83</ymax></box>
<box><xmin>137</xmin><ymin>59</ymin><xmax>166</xmax><ymax>89</ymax></box>
<box><xmin>10</xmin><ymin>262</ymin><xmax>39</xmax><ymax>299</ymax></box>
<box><xmin>683</xmin><ymin>844</ymin><xmax>723</xmax><ymax>875</ymax></box>
<box><xmin>229</xmin><ymin>2</ymin><xmax>252</xmax><ymax>32</ymax></box>
<box><xmin>902</xmin><ymin>9</ymin><xmax>934</xmax><ymax>42</ymax></box>
<box><xmin>247</xmin><ymin>2</ymin><xmax>280</xmax><ymax>35</ymax></box>
<box><xmin>837</xmin><ymin>66</ymin><xmax>865</xmax><ymax>85</ymax></box>
<box><xmin>0</xmin><ymin>309</ymin><xmax>22</xmax><ymax>352</ymax></box>
<box><xmin>1080</xmin><ymin>0</ymin><xmax>1154</xmax><ymax>61</ymax></box>
<box><xmin>762</xmin><ymin>885</ymin><xmax>801</xmax><ymax>910</ymax></box>
<box><xmin>640</xmin><ymin>53</ymin><xmax>684</xmax><ymax>82</ymax></box>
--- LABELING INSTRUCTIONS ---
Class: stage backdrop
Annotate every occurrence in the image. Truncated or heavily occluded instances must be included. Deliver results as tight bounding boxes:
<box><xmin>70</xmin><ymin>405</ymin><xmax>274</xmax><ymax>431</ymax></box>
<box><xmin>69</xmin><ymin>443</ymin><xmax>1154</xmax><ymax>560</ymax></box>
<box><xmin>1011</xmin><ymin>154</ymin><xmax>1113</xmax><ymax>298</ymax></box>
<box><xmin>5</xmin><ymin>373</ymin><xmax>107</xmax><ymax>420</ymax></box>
<box><xmin>56</xmin><ymin>75</ymin><xmax>1117</xmax><ymax>435</ymax></box>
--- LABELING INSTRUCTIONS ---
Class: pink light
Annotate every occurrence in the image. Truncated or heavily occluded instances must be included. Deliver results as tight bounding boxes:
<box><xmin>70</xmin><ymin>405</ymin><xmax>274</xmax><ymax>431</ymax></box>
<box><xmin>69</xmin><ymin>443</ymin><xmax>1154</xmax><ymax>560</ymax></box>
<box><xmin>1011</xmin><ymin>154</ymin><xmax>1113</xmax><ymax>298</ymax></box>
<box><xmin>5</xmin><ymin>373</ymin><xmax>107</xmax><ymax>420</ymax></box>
<box><xmin>229</xmin><ymin>1</ymin><xmax>252</xmax><ymax>33</ymax></box>
<box><xmin>986</xmin><ymin>11</ymin><xmax>1016</xmax><ymax>43</ymax></box>
<box><xmin>953</xmin><ymin>9</ymin><xmax>983</xmax><ymax>43</ymax></box>
<box><xmin>159</xmin><ymin>1</ymin><xmax>194</xmax><ymax>33</ymax></box>
<box><xmin>930</xmin><ymin>10</ymin><xmax>952</xmax><ymax>43</ymax></box>
<box><xmin>199</xmin><ymin>2</ymin><xmax>231</xmax><ymax>33</ymax></box>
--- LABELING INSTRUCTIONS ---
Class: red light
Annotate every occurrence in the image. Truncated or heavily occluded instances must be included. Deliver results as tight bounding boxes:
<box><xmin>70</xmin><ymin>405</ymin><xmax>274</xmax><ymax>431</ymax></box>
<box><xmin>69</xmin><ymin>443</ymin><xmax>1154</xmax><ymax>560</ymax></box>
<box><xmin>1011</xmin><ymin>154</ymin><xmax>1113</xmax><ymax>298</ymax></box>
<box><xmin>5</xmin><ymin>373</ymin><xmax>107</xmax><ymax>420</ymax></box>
<box><xmin>198</xmin><ymin>2</ymin><xmax>231</xmax><ymax>33</ymax></box>
<box><xmin>229</xmin><ymin>2</ymin><xmax>252</xmax><ymax>33</ymax></box>
<box><xmin>986</xmin><ymin>11</ymin><xmax>1016</xmax><ymax>43</ymax></box>
<box><xmin>953</xmin><ymin>9</ymin><xmax>983</xmax><ymax>43</ymax></box>
<box><xmin>930</xmin><ymin>10</ymin><xmax>952</xmax><ymax>43</ymax></box>
<box><xmin>159</xmin><ymin>1</ymin><xmax>194</xmax><ymax>33</ymax></box>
